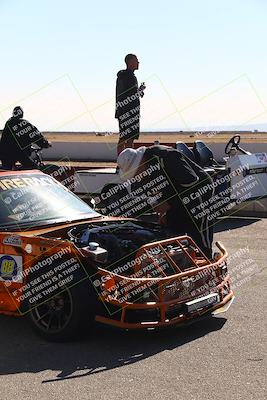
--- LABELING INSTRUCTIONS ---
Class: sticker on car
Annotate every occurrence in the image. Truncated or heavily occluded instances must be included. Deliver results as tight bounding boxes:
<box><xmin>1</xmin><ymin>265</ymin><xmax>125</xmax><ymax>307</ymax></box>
<box><xmin>3</xmin><ymin>235</ymin><xmax>23</xmax><ymax>247</ymax></box>
<box><xmin>0</xmin><ymin>254</ymin><xmax>23</xmax><ymax>282</ymax></box>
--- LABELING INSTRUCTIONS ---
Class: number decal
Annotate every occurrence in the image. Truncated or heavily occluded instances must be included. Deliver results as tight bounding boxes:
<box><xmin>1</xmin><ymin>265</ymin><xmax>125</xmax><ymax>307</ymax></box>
<box><xmin>1</xmin><ymin>259</ymin><xmax>15</xmax><ymax>274</ymax></box>
<box><xmin>0</xmin><ymin>255</ymin><xmax>18</xmax><ymax>280</ymax></box>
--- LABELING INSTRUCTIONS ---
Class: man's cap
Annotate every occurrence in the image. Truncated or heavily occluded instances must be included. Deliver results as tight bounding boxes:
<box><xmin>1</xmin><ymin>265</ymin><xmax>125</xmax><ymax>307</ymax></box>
<box><xmin>117</xmin><ymin>146</ymin><xmax>146</xmax><ymax>181</ymax></box>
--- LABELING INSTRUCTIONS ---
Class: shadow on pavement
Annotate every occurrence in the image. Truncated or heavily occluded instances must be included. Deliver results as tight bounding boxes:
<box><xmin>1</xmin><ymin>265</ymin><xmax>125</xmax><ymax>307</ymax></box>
<box><xmin>0</xmin><ymin>314</ymin><xmax>227</xmax><ymax>382</ymax></box>
<box><xmin>214</xmin><ymin>217</ymin><xmax>260</xmax><ymax>233</ymax></box>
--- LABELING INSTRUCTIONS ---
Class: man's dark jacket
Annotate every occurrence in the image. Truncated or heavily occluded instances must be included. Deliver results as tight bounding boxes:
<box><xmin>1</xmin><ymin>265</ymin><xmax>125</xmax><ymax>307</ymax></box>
<box><xmin>0</xmin><ymin>117</ymin><xmax>45</xmax><ymax>159</ymax></box>
<box><xmin>115</xmin><ymin>69</ymin><xmax>140</xmax><ymax>119</ymax></box>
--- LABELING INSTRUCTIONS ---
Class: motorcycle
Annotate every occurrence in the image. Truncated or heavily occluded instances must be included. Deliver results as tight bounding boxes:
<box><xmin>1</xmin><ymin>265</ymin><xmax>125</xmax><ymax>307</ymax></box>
<box><xmin>0</xmin><ymin>140</ymin><xmax>76</xmax><ymax>191</ymax></box>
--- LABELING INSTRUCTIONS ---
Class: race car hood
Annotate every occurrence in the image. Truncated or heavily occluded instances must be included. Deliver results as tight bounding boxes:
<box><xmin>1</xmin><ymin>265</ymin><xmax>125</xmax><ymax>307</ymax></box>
<box><xmin>5</xmin><ymin>215</ymin><xmax>135</xmax><ymax>237</ymax></box>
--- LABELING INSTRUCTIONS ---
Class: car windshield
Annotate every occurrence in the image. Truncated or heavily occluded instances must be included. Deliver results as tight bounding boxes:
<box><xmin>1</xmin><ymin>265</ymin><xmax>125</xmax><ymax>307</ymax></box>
<box><xmin>0</xmin><ymin>173</ymin><xmax>100</xmax><ymax>229</ymax></box>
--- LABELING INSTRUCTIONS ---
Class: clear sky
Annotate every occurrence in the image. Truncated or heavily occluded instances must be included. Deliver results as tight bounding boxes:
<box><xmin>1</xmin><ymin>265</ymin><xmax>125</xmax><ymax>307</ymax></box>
<box><xmin>0</xmin><ymin>0</ymin><xmax>267</xmax><ymax>132</ymax></box>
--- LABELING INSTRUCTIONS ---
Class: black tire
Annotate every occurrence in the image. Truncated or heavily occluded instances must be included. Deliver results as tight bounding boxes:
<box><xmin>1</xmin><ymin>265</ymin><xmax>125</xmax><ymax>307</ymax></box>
<box><xmin>28</xmin><ymin>282</ymin><xmax>95</xmax><ymax>342</ymax></box>
<box><xmin>25</xmin><ymin>260</ymin><xmax>98</xmax><ymax>342</ymax></box>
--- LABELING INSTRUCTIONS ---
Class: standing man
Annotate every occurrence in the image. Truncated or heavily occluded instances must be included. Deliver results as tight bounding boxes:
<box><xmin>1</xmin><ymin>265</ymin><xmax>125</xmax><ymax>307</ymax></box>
<box><xmin>115</xmin><ymin>54</ymin><xmax>145</xmax><ymax>155</ymax></box>
<box><xmin>117</xmin><ymin>145</ymin><xmax>215</xmax><ymax>258</ymax></box>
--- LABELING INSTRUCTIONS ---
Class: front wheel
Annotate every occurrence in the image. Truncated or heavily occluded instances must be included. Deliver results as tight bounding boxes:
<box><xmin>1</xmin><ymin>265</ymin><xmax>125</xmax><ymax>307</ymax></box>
<box><xmin>28</xmin><ymin>278</ymin><xmax>97</xmax><ymax>342</ymax></box>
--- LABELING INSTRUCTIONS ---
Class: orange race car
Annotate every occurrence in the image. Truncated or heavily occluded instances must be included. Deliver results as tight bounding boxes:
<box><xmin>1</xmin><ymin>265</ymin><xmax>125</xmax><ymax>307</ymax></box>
<box><xmin>0</xmin><ymin>170</ymin><xmax>234</xmax><ymax>341</ymax></box>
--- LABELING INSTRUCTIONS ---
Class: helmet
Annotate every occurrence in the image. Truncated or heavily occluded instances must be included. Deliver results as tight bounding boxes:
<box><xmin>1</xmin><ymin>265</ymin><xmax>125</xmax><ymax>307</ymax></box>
<box><xmin>12</xmin><ymin>106</ymin><xmax>23</xmax><ymax>118</ymax></box>
<box><xmin>117</xmin><ymin>146</ymin><xmax>146</xmax><ymax>181</ymax></box>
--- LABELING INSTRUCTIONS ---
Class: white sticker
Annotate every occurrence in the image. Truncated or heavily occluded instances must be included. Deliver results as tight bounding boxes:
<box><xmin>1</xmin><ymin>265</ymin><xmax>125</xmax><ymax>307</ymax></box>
<box><xmin>0</xmin><ymin>254</ymin><xmax>23</xmax><ymax>283</ymax></box>
<box><xmin>24</xmin><ymin>244</ymin><xmax>32</xmax><ymax>254</ymax></box>
<box><xmin>3</xmin><ymin>235</ymin><xmax>23</xmax><ymax>247</ymax></box>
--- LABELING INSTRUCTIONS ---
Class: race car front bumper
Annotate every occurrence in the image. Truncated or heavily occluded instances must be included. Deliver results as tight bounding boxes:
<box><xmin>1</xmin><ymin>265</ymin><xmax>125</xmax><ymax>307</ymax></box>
<box><xmin>95</xmin><ymin>277</ymin><xmax>234</xmax><ymax>329</ymax></box>
<box><xmin>94</xmin><ymin>238</ymin><xmax>234</xmax><ymax>330</ymax></box>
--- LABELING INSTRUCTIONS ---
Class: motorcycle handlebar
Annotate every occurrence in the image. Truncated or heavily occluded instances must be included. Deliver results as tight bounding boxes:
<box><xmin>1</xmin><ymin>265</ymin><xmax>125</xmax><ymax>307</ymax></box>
<box><xmin>30</xmin><ymin>141</ymin><xmax>52</xmax><ymax>151</ymax></box>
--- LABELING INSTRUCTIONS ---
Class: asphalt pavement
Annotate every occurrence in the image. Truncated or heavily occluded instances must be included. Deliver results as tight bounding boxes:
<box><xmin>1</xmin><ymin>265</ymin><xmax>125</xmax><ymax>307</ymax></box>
<box><xmin>0</xmin><ymin>216</ymin><xmax>266</xmax><ymax>400</ymax></box>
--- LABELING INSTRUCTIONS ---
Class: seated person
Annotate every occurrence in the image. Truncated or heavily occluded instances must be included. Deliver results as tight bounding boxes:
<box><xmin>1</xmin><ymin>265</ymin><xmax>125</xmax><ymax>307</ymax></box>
<box><xmin>0</xmin><ymin>106</ymin><xmax>50</xmax><ymax>170</ymax></box>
